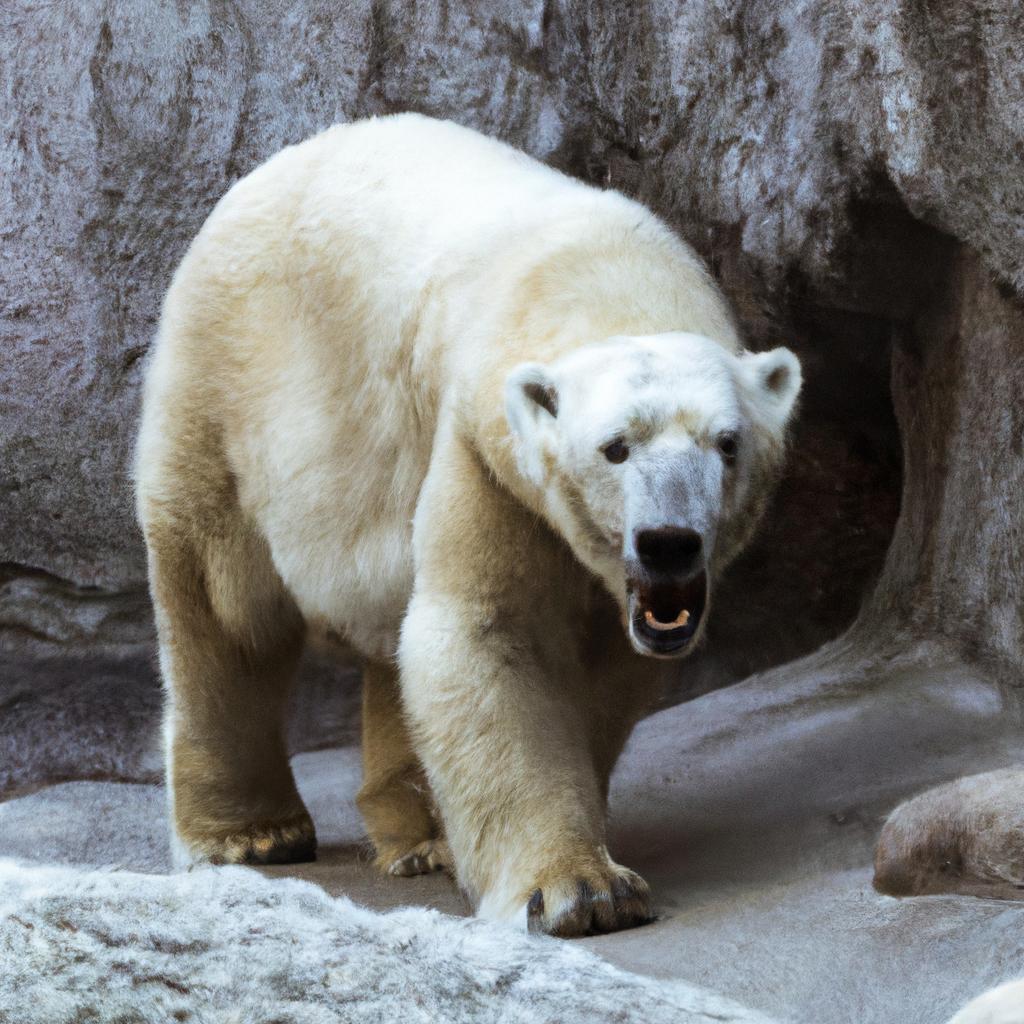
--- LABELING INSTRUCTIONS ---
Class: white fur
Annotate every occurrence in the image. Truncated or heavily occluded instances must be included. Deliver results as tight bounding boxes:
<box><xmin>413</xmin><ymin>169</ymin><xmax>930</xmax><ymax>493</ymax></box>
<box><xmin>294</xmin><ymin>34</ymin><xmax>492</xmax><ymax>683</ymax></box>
<box><xmin>505</xmin><ymin>331</ymin><xmax>801</xmax><ymax>608</ymax></box>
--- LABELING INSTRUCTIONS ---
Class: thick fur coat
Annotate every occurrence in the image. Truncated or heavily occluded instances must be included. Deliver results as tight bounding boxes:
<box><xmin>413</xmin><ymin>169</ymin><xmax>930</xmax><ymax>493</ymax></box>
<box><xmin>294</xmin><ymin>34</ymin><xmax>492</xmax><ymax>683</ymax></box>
<box><xmin>136</xmin><ymin>114</ymin><xmax>800</xmax><ymax>934</ymax></box>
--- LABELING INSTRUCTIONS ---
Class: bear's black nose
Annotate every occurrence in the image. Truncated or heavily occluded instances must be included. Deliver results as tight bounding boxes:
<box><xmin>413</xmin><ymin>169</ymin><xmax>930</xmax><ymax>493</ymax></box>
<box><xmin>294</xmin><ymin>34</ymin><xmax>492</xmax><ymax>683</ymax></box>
<box><xmin>635</xmin><ymin>526</ymin><xmax>703</xmax><ymax>576</ymax></box>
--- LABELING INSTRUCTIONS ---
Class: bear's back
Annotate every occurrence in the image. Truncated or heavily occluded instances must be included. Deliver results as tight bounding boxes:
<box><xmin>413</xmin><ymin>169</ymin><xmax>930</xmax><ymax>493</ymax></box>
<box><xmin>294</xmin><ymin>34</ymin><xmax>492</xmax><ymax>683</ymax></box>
<box><xmin>196</xmin><ymin>113</ymin><xmax>607</xmax><ymax>283</ymax></box>
<box><xmin>302</xmin><ymin>113</ymin><xmax>598</xmax><ymax>252</ymax></box>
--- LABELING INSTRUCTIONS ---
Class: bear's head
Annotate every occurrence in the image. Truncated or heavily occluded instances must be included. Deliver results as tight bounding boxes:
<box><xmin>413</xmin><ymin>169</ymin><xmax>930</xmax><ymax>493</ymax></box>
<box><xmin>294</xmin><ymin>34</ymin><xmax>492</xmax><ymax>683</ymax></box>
<box><xmin>505</xmin><ymin>332</ymin><xmax>801</xmax><ymax>659</ymax></box>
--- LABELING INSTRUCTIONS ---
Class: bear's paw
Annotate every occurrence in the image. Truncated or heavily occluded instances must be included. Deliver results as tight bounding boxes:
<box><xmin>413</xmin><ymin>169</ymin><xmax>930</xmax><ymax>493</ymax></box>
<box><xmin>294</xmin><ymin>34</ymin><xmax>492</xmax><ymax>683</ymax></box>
<box><xmin>385</xmin><ymin>838</ymin><xmax>453</xmax><ymax>877</ymax></box>
<box><xmin>525</xmin><ymin>860</ymin><xmax>653</xmax><ymax>938</ymax></box>
<box><xmin>180</xmin><ymin>813</ymin><xmax>317</xmax><ymax>867</ymax></box>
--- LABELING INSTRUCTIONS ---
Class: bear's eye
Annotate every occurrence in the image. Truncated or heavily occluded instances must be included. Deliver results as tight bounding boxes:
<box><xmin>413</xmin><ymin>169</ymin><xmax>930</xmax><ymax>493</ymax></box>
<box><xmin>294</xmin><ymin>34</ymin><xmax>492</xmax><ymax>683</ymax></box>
<box><xmin>602</xmin><ymin>438</ymin><xmax>630</xmax><ymax>464</ymax></box>
<box><xmin>717</xmin><ymin>432</ymin><xmax>739</xmax><ymax>465</ymax></box>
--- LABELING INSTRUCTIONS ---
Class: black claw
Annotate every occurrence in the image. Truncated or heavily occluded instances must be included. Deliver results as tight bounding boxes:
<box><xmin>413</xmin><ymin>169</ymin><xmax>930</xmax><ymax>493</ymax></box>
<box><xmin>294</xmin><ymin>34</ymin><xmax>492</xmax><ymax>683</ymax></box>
<box><xmin>611</xmin><ymin>875</ymin><xmax>639</xmax><ymax>903</ymax></box>
<box><xmin>609</xmin><ymin>876</ymin><xmax>654</xmax><ymax>928</ymax></box>
<box><xmin>243</xmin><ymin>835</ymin><xmax>317</xmax><ymax>866</ymax></box>
<box><xmin>281</xmin><ymin>842</ymin><xmax>317</xmax><ymax>865</ymax></box>
<box><xmin>527</xmin><ymin>888</ymin><xmax>545</xmax><ymax>933</ymax></box>
<box><xmin>281</xmin><ymin>836</ymin><xmax>318</xmax><ymax>865</ymax></box>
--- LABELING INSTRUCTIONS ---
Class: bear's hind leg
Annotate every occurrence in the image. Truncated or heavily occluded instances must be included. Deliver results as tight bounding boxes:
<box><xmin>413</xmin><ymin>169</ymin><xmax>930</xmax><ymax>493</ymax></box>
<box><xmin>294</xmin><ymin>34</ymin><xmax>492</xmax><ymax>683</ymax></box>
<box><xmin>146</xmin><ymin>513</ymin><xmax>315</xmax><ymax>867</ymax></box>
<box><xmin>356</xmin><ymin>659</ymin><xmax>449</xmax><ymax>876</ymax></box>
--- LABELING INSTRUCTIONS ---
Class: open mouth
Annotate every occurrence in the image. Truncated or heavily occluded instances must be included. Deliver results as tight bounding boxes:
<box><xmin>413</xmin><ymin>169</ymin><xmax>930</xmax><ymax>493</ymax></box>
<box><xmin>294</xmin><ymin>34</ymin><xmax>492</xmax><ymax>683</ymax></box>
<box><xmin>629</xmin><ymin>570</ymin><xmax>708</xmax><ymax>657</ymax></box>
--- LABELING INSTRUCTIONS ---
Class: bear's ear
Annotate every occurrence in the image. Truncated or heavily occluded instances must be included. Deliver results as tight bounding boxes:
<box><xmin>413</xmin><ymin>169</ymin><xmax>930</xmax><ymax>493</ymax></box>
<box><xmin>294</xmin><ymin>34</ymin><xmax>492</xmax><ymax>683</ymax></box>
<box><xmin>739</xmin><ymin>347</ymin><xmax>802</xmax><ymax>432</ymax></box>
<box><xmin>505</xmin><ymin>362</ymin><xmax>559</xmax><ymax>433</ymax></box>
<box><xmin>505</xmin><ymin>362</ymin><xmax>559</xmax><ymax>485</ymax></box>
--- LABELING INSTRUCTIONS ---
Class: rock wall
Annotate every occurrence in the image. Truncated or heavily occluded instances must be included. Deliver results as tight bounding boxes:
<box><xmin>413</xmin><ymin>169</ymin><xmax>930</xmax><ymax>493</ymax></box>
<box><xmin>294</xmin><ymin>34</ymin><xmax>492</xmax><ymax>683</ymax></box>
<box><xmin>3</xmin><ymin>2</ymin><xmax>1022</xmax><ymax>693</ymax></box>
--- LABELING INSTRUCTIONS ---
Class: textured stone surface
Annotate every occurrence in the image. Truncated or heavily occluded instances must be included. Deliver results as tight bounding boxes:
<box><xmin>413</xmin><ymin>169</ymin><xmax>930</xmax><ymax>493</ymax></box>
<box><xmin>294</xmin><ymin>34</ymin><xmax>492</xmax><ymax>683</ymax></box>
<box><xmin>864</xmin><ymin>251</ymin><xmax>1024</xmax><ymax>683</ymax></box>
<box><xmin>0</xmin><ymin>858</ymin><xmax>775</xmax><ymax>1024</ymax></box>
<box><xmin>2</xmin><ymin>3</ymin><xmax>1022</xmax><ymax>684</ymax></box>
<box><xmin>3</xmin><ymin>658</ymin><xmax>1023</xmax><ymax>1023</ymax></box>
<box><xmin>0</xmin><ymin>649</ymin><xmax>360</xmax><ymax>799</ymax></box>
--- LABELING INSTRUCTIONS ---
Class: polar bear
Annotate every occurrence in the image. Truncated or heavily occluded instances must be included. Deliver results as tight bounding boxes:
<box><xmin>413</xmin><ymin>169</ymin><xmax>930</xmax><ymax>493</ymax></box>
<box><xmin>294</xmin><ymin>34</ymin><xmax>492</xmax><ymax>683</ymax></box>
<box><xmin>135</xmin><ymin>113</ymin><xmax>801</xmax><ymax>936</ymax></box>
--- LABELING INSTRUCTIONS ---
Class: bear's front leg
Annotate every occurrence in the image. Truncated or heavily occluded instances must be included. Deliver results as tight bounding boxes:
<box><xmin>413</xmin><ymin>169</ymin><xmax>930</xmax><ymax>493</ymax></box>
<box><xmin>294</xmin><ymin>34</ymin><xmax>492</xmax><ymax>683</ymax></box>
<box><xmin>401</xmin><ymin>589</ymin><xmax>651</xmax><ymax>935</ymax></box>
<box><xmin>398</xmin><ymin>433</ymin><xmax>651</xmax><ymax>936</ymax></box>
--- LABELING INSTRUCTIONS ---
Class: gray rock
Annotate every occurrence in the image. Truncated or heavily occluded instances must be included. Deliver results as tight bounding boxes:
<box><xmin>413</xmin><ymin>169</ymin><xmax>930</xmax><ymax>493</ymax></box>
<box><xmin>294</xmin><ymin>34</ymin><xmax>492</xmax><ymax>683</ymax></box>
<box><xmin>0</xmin><ymin>649</ymin><xmax>360</xmax><ymax>798</ymax></box>
<box><xmin>2</xmin><ymin>2</ymin><xmax>1022</xmax><ymax>694</ymax></box>
<box><xmin>875</xmin><ymin>766</ymin><xmax>1024</xmax><ymax>899</ymax></box>
<box><xmin>0</xmin><ymin>854</ymin><xmax>776</xmax><ymax>1024</ymax></box>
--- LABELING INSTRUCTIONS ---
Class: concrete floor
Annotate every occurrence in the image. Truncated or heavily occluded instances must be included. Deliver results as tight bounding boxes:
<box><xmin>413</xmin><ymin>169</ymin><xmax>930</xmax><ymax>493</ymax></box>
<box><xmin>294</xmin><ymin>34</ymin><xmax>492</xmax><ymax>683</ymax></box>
<box><xmin>2</xmin><ymin>654</ymin><xmax>1023</xmax><ymax>1023</ymax></box>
